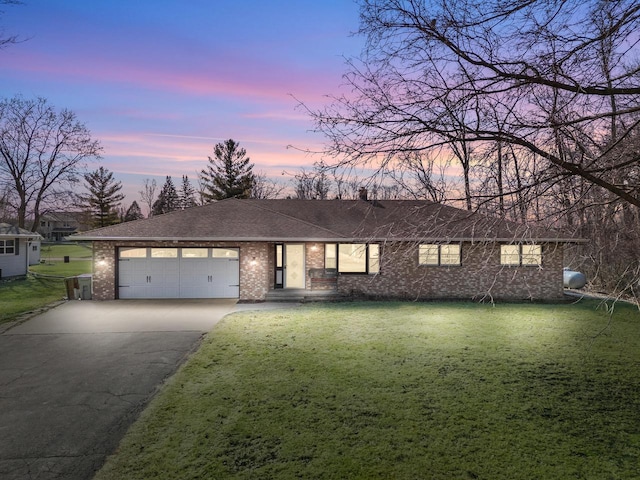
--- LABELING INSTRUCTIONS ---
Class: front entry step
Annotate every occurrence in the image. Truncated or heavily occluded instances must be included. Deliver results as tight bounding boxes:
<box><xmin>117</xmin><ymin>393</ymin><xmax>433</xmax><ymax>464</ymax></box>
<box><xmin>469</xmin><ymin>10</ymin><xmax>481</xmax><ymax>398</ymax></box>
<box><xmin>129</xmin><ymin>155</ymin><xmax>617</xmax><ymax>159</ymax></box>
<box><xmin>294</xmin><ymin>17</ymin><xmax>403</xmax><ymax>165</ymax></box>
<box><xmin>265</xmin><ymin>289</ymin><xmax>345</xmax><ymax>302</ymax></box>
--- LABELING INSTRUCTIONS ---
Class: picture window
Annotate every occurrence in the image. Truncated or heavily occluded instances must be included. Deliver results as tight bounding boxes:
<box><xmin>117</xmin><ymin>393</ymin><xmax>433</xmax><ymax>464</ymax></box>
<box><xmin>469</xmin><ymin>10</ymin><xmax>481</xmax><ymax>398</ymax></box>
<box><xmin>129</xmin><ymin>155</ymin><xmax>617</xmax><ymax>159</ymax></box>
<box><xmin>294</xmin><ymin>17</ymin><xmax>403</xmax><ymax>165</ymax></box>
<box><xmin>335</xmin><ymin>243</ymin><xmax>379</xmax><ymax>274</ymax></box>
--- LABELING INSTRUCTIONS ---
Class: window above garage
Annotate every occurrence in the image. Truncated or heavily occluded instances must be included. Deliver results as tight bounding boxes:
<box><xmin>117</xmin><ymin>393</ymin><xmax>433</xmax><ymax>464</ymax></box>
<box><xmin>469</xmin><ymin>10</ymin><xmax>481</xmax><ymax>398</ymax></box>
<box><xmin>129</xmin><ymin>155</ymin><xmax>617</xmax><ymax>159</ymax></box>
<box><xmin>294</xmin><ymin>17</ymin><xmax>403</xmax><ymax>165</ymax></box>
<box><xmin>119</xmin><ymin>247</ymin><xmax>147</xmax><ymax>258</ymax></box>
<box><xmin>151</xmin><ymin>248</ymin><xmax>178</xmax><ymax>258</ymax></box>
<box><xmin>211</xmin><ymin>248</ymin><xmax>239</xmax><ymax>258</ymax></box>
<box><xmin>119</xmin><ymin>247</ymin><xmax>240</xmax><ymax>260</ymax></box>
<box><xmin>182</xmin><ymin>248</ymin><xmax>208</xmax><ymax>258</ymax></box>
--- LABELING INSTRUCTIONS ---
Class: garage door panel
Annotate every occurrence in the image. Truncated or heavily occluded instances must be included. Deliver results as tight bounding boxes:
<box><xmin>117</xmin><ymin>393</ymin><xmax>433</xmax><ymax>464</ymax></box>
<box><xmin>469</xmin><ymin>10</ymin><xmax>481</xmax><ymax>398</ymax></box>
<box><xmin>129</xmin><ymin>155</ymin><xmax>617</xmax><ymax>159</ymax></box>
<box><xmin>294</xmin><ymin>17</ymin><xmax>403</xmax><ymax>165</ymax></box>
<box><xmin>118</xmin><ymin>258</ymin><xmax>150</xmax><ymax>299</ymax></box>
<box><xmin>119</xmin><ymin>285</ymin><xmax>154</xmax><ymax>299</ymax></box>
<box><xmin>118</xmin><ymin>247</ymin><xmax>240</xmax><ymax>299</ymax></box>
<box><xmin>179</xmin><ymin>259</ymin><xmax>211</xmax><ymax>298</ymax></box>
<box><xmin>180</xmin><ymin>257</ymin><xmax>210</xmax><ymax>298</ymax></box>
<box><xmin>210</xmin><ymin>258</ymin><xmax>240</xmax><ymax>298</ymax></box>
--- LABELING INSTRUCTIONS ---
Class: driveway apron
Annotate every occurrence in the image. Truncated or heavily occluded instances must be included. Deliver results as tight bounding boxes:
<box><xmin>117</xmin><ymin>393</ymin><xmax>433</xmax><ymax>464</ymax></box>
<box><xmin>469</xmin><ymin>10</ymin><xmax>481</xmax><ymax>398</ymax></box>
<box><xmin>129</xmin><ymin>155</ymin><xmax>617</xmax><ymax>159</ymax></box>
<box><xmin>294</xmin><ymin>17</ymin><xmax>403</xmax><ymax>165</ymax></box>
<box><xmin>0</xmin><ymin>299</ymin><xmax>237</xmax><ymax>480</ymax></box>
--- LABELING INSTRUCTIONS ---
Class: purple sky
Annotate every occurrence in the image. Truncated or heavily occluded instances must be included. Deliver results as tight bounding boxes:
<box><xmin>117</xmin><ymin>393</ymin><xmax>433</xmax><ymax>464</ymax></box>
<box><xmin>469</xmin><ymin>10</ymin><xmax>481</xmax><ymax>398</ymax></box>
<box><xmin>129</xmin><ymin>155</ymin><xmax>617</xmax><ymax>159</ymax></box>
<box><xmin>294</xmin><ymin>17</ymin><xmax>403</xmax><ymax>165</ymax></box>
<box><xmin>0</xmin><ymin>1</ymin><xmax>363</xmax><ymax>203</ymax></box>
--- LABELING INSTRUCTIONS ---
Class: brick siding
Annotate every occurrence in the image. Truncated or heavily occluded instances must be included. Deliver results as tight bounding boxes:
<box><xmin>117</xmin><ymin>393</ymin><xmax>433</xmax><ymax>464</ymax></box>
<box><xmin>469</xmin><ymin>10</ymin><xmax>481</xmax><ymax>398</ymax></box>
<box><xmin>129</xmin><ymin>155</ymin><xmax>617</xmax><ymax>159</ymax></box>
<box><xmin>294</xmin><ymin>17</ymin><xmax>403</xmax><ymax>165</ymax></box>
<box><xmin>337</xmin><ymin>241</ymin><xmax>565</xmax><ymax>301</ymax></box>
<box><xmin>92</xmin><ymin>240</ymin><xmax>270</xmax><ymax>301</ymax></box>
<box><xmin>92</xmin><ymin>240</ymin><xmax>564</xmax><ymax>302</ymax></box>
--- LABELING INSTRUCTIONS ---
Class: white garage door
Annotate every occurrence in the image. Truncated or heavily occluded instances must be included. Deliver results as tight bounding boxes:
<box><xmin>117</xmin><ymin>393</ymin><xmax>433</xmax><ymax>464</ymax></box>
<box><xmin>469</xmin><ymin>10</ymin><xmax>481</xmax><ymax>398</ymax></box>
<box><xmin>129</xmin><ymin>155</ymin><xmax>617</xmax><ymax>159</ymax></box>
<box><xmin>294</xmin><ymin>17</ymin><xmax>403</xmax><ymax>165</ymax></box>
<box><xmin>118</xmin><ymin>247</ymin><xmax>240</xmax><ymax>299</ymax></box>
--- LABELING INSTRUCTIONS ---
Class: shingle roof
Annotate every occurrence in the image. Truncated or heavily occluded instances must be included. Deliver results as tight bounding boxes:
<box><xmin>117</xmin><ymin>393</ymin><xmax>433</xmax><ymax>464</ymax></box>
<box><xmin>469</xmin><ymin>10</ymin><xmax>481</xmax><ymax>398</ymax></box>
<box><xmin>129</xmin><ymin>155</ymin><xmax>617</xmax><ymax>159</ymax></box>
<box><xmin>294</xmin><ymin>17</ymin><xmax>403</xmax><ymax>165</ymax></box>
<box><xmin>71</xmin><ymin>198</ymin><xmax>582</xmax><ymax>242</ymax></box>
<box><xmin>0</xmin><ymin>223</ymin><xmax>43</xmax><ymax>238</ymax></box>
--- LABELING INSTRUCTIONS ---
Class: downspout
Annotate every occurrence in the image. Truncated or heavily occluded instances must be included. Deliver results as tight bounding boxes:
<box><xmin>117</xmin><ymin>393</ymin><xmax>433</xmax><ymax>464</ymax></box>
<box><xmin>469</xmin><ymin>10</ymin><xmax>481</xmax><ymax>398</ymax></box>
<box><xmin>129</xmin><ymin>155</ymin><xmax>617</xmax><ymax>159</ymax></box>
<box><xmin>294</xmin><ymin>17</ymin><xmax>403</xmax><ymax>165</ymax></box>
<box><xmin>25</xmin><ymin>235</ymin><xmax>37</xmax><ymax>273</ymax></box>
<box><xmin>25</xmin><ymin>238</ymin><xmax>30</xmax><ymax>274</ymax></box>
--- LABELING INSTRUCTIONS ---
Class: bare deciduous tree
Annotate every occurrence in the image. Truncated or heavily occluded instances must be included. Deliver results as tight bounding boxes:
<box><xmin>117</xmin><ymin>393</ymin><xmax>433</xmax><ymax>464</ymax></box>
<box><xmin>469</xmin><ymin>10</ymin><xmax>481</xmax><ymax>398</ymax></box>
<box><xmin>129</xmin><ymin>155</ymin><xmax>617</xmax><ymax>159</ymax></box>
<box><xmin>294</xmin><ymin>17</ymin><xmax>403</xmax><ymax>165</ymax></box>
<box><xmin>300</xmin><ymin>0</ymin><xmax>640</xmax><ymax>297</ymax></box>
<box><xmin>0</xmin><ymin>96</ymin><xmax>102</xmax><ymax>230</ymax></box>
<box><xmin>391</xmin><ymin>150</ymin><xmax>447</xmax><ymax>203</ymax></box>
<box><xmin>292</xmin><ymin>165</ymin><xmax>332</xmax><ymax>199</ymax></box>
<box><xmin>0</xmin><ymin>1</ymin><xmax>22</xmax><ymax>50</ymax></box>
<box><xmin>0</xmin><ymin>182</ymin><xmax>12</xmax><ymax>222</ymax></box>
<box><xmin>139</xmin><ymin>178</ymin><xmax>157</xmax><ymax>218</ymax></box>
<box><xmin>251</xmin><ymin>172</ymin><xmax>284</xmax><ymax>199</ymax></box>
<box><xmin>306</xmin><ymin>0</ymin><xmax>640</xmax><ymax>208</ymax></box>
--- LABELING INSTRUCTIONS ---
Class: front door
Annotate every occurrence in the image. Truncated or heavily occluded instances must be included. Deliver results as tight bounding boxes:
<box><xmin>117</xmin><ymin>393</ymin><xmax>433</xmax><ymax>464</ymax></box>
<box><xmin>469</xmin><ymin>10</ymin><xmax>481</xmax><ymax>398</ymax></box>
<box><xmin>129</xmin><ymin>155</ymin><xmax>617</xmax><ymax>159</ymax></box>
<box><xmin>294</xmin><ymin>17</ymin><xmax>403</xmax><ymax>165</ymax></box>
<box><xmin>275</xmin><ymin>244</ymin><xmax>305</xmax><ymax>289</ymax></box>
<box><xmin>284</xmin><ymin>244</ymin><xmax>305</xmax><ymax>288</ymax></box>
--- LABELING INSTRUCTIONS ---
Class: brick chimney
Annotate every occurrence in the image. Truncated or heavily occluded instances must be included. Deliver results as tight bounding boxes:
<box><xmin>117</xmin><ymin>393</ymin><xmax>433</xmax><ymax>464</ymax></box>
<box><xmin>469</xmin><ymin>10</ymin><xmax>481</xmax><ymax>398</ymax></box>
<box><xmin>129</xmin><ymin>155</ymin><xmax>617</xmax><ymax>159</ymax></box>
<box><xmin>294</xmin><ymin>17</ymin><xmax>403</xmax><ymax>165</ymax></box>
<box><xmin>358</xmin><ymin>187</ymin><xmax>368</xmax><ymax>201</ymax></box>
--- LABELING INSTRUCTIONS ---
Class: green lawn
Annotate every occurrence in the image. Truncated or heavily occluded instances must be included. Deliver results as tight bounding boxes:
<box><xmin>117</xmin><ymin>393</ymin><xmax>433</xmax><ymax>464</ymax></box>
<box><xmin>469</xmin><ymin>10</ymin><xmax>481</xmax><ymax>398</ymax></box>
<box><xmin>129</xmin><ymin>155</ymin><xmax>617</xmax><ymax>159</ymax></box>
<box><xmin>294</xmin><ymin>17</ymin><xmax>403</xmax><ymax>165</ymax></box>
<box><xmin>0</xmin><ymin>256</ymin><xmax>92</xmax><ymax>324</ymax></box>
<box><xmin>0</xmin><ymin>275</ymin><xmax>67</xmax><ymax>322</ymax></box>
<box><xmin>95</xmin><ymin>301</ymin><xmax>640</xmax><ymax>480</ymax></box>
<box><xmin>30</xmin><ymin>260</ymin><xmax>92</xmax><ymax>277</ymax></box>
<box><xmin>40</xmin><ymin>242</ymin><xmax>92</xmax><ymax>259</ymax></box>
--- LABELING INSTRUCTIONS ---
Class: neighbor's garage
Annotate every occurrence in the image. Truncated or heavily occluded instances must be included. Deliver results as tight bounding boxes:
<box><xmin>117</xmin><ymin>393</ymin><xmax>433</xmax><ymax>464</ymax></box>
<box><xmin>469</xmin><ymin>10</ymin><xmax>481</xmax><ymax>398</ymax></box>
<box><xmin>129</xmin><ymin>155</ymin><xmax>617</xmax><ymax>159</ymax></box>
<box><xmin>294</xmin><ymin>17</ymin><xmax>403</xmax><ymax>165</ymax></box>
<box><xmin>118</xmin><ymin>247</ymin><xmax>240</xmax><ymax>299</ymax></box>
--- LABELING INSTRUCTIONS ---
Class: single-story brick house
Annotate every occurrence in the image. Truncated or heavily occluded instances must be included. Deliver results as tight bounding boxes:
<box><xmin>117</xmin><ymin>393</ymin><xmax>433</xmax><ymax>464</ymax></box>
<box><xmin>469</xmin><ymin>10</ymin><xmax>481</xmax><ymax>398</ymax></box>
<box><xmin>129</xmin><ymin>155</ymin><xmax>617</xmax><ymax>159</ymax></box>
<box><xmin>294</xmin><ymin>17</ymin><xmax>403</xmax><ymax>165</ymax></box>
<box><xmin>71</xmin><ymin>197</ymin><xmax>583</xmax><ymax>302</ymax></box>
<box><xmin>0</xmin><ymin>223</ymin><xmax>42</xmax><ymax>279</ymax></box>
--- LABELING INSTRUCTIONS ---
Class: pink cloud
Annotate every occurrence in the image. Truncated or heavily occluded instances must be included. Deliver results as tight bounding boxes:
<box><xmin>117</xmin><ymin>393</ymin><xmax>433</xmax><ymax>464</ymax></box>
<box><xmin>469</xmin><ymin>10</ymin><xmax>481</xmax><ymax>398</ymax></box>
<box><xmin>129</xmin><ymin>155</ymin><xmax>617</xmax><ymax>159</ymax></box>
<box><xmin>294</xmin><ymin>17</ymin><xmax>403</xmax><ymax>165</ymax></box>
<box><xmin>4</xmin><ymin>49</ymin><xmax>343</xmax><ymax>105</ymax></box>
<box><xmin>99</xmin><ymin>131</ymin><xmax>323</xmax><ymax>177</ymax></box>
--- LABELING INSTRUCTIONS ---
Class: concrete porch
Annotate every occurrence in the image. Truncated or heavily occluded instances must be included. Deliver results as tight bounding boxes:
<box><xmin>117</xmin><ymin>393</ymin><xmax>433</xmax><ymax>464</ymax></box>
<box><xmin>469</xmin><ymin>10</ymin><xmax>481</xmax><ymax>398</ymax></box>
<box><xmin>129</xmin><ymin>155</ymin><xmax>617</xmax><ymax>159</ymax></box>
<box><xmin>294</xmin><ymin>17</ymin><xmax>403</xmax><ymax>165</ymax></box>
<box><xmin>264</xmin><ymin>288</ymin><xmax>345</xmax><ymax>302</ymax></box>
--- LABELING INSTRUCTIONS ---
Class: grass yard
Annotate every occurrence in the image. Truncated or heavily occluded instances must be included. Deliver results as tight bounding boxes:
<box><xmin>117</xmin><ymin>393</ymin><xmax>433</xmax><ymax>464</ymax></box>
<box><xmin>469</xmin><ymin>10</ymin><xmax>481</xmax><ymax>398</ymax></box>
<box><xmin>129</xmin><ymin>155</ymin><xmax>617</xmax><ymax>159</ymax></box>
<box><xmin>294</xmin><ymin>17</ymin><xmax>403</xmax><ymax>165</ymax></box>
<box><xmin>0</xmin><ymin>275</ymin><xmax>67</xmax><ymax>322</ymax></box>
<box><xmin>0</xmin><ymin>248</ymin><xmax>92</xmax><ymax>323</ymax></box>
<box><xmin>95</xmin><ymin>301</ymin><xmax>640</xmax><ymax>480</ymax></box>
<box><xmin>30</xmin><ymin>260</ymin><xmax>92</xmax><ymax>277</ymax></box>
<box><xmin>39</xmin><ymin>242</ymin><xmax>92</xmax><ymax>259</ymax></box>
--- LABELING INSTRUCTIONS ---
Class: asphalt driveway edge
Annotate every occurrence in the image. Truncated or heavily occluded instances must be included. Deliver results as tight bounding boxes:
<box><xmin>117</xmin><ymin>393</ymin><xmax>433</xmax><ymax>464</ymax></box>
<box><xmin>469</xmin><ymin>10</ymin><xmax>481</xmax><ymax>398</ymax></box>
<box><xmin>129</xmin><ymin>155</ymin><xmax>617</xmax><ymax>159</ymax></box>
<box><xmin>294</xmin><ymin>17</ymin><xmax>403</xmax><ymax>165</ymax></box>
<box><xmin>0</xmin><ymin>300</ymin><xmax>236</xmax><ymax>480</ymax></box>
<box><xmin>0</xmin><ymin>300</ymin><xmax>67</xmax><ymax>335</ymax></box>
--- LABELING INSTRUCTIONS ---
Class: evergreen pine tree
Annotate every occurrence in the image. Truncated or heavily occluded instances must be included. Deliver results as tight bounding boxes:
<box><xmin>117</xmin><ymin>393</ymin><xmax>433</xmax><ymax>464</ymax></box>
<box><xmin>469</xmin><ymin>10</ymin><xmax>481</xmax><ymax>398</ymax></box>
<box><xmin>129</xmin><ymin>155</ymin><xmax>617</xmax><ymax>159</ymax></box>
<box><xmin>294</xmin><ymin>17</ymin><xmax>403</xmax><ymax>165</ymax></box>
<box><xmin>80</xmin><ymin>166</ymin><xmax>124</xmax><ymax>227</ymax></box>
<box><xmin>200</xmin><ymin>139</ymin><xmax>255</xmax><ymax>202</ymax></box>
<box><xmin>179</xmin><ymin>175</ymin><xmax>198</xmax><ymax>209</ymax></box>
<box><xmin>124</xmin><ymin>200</ymin><xmax>145</xmax><ymax>221</ymax></box>
<box><xmin>151</xmin><ymin>176</ymin><xmax>180</xmax><ymax>215</ymax></box>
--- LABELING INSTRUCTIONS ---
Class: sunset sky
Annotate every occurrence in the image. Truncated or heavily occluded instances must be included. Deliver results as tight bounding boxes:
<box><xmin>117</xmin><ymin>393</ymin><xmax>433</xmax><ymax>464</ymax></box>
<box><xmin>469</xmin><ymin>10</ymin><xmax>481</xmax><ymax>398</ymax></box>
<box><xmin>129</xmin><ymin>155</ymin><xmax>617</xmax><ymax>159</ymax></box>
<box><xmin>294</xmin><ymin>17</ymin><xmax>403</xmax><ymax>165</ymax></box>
<box><xmin>0</xmin><ymin>0</ymin><xmax>363</xmax><ymax>203</ymax></box>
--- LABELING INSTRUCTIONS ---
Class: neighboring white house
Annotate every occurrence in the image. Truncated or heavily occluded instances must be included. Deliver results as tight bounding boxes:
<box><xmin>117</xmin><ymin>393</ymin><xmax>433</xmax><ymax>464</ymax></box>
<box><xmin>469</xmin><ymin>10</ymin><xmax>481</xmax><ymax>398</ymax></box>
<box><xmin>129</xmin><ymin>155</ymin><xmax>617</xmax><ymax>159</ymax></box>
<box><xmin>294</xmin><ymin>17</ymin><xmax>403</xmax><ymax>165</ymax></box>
<box><xmin>0</xmin><ymin>223</ymin><xmax>43</xmax><ymax>279</ymax></box>
<box><xmin>37</xmin><ymin>211</ymin><xmax>91</xmax><ymax>242</ymax></box>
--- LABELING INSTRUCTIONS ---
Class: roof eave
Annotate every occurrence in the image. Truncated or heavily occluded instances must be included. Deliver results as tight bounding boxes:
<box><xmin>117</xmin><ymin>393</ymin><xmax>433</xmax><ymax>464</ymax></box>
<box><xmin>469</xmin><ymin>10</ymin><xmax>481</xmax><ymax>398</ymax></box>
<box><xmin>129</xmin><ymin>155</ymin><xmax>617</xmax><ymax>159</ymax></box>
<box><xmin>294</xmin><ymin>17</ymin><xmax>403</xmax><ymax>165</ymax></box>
<box><xmin>71</xmin><ymin>235</ymin><xmax>587</xmax><ymax>243</ymax></box>
<box><xmin>0</xmin><ymin>233</ymin><xmax>43</xmax><ymax>239</ymax></box>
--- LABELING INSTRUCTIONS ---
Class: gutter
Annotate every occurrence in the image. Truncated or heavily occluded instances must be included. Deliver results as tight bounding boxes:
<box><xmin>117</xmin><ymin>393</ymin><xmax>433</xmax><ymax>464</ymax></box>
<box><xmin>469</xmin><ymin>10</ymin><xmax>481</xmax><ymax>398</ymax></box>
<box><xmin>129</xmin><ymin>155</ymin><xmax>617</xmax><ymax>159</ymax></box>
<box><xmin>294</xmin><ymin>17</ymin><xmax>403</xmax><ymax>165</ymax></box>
<box><xmin>70</xmin><ymin>235</ymin><xmax>588</xmax><ymax>243</ymax></box>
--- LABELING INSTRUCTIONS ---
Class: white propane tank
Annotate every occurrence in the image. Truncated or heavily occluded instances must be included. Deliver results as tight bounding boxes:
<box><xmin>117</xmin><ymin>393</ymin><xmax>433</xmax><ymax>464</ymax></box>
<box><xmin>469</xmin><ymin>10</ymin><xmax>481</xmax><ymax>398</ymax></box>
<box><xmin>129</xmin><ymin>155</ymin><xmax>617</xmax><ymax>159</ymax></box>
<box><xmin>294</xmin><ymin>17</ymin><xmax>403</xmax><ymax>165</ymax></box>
<box><xmin>563</xmin><ymin>268</ymin><xmax>587</xmax><ymax>289</ymax></box>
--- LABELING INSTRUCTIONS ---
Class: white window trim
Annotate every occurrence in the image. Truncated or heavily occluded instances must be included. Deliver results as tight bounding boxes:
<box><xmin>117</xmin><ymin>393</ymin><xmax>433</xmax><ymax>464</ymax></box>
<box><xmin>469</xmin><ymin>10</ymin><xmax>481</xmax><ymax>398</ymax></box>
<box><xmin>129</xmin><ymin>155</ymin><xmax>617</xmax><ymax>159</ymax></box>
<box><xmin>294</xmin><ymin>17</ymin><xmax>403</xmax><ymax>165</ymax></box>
<box><xmin>500</xmin><ymin>244</ymin><xmax>542</xmax><ymax>267</ymax></box>
<box><xmin>336</xmin><ymin>243</ymin><xmax>380</xmax><ymax>275</ymax></box>
<box><xmin>0</xmin><ymin>239</ymin><xmax>15</xmax><ymax>255</ymax></box>
<box><xmin>418</xmin><ymin>243</ymin><xmax>461</xmax><ymax>266</ymax></box>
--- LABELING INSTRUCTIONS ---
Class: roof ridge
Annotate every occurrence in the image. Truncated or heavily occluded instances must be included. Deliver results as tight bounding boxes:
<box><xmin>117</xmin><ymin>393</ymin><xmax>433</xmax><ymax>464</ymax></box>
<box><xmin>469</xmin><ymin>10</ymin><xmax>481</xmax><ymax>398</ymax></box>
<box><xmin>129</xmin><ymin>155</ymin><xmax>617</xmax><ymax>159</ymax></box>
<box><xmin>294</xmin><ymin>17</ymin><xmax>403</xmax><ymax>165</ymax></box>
<box><xmin>245</xmin><ymin>199</ymin><xmax>348</xmax><ymax>239</ymax></box>
<box><xmin>80</xmin><ymin>199</ymin><xmax>227</xmax><ymax>235</ymax></box>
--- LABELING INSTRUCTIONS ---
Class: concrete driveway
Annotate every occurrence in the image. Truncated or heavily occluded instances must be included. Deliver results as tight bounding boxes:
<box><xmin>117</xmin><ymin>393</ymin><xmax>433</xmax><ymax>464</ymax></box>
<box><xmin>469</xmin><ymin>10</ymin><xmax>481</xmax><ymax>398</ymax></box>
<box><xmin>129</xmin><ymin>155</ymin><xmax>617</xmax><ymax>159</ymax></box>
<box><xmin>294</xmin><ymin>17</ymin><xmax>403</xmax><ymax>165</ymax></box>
<box><xmin>0</xmin><ymin>299</ymin><xmax>238</xmax><ymax>480</ymax></box>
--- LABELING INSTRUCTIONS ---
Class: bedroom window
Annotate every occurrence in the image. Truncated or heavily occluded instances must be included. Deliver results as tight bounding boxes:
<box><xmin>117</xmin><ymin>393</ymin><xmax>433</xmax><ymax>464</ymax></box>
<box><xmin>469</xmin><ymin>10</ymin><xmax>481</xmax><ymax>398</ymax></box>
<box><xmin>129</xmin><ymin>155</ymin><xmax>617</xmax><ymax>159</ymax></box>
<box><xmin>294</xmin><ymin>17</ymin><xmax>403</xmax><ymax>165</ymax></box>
<box><xmin>500</xmin><ymin>244</ymin><xmax>542</xmax><ymax>266</ymax></box>
<box><xmin>336</xmin><ymin>243</ymin><xmax>379</xmax><ymax>274</ymax></box>
<box><xmin>418</xmin><ymin>244</ymin><xmax>461</xmax><ymax>266</ymax></box>
<box><xmin>0</xmin><ymin>239</ymin><xmax>15</xmax><ymax>255</ymax></box>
